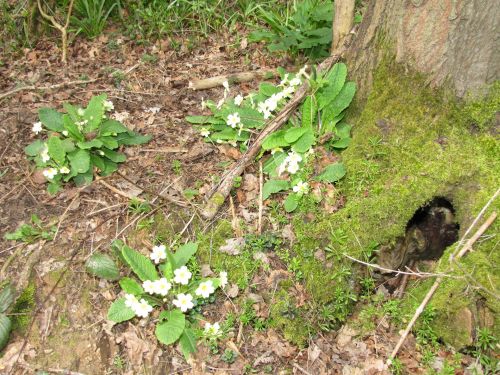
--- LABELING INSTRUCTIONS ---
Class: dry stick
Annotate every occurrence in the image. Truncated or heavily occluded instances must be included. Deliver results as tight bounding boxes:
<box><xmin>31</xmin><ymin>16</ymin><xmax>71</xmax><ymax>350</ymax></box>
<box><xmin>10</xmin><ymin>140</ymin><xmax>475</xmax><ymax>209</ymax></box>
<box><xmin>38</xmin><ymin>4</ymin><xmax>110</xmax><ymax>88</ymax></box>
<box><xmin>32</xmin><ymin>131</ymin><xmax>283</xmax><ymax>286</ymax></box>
<box><xmin>189</xmin><ymin>69</ymin><xmax>276</xmax><ymax>90</ymax></box>
<box><xmin>37</xmin><ymin>0</ymin><xmax>75</xmax><ymax>63</ymax></box>
<box><xmin>0</xmin><ymin>78</ymin><xmax>99</xmax><ymax>101</ymax></box>
<box><xmin>258</xmin><ymin>161</ymin><xmax>263</xmax><ymax>235</ymax></box>
<box><xmin>388</xmin><ymin>211</ymin><xmax>498</xmax><ymax>364</ymax></box>
<box><xmin>200</xmin><ymin>33</ymin><xmax>355</xmax><ymax>220</ymax></box>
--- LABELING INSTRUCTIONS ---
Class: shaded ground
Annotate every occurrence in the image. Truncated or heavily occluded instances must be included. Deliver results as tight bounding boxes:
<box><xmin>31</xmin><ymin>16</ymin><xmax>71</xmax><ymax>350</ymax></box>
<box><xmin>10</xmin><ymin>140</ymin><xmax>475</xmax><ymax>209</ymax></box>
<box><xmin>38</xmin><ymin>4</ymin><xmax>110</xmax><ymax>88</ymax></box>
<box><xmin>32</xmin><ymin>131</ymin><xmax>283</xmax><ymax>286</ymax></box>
<box><xmin>0</xmin><ymin>35</ymin><xmax>481</xmax><ymax>374</ymax></box>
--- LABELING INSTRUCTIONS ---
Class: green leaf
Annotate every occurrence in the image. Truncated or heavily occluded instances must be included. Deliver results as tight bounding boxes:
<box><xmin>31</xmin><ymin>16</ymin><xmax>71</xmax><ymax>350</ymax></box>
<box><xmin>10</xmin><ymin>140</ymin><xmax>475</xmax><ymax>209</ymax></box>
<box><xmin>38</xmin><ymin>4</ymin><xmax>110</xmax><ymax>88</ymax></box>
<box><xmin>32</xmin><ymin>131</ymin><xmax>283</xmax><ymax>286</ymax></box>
<box><xmin>284</xmin><ymin>127</ymin><xmax>308</xmax><ymax>143</ymax></box>
<box><xmin>284</xmin><ymin>193</ymin><xmax>300</xmax><ymax>213</ymax></box>
<box><xmin>47</xmin><ymin>182</ymin><xmax>62</xmax><ymax>195</ymax></box>
<box><xmin>63</xmin><ymin>103</ymin><xmax>80</xmax><ymax>122</ymax></box>
<box><xmin>99</xmin><ymin>158</ymin><xmax>118</xmax><ymax>176</ymax></box>
<box><xmin>262</xmin><ymin>180</ymin><xmax>290</xmax><ymax>200</ymax></box>
<box><xmin>100</xmin><ymin>119</ymin><xmax>128</xmax><ymax>135</ymax></box>
<box><xmin>291</xmin><ymin>130</ymin><xmax>315</xmax><ymax>153</ymax></box>
<box><xmin>263</xmin><ymin>152</ymin><xmax>286</xmax><ymax>177</ymax></box>
<box><xmin>61</xmin><ymin>138</ymin><xmax>75</xmax><ymax>153</ymax></box>
<box><xmin>90</xmin><ymin>154</ymin><xmax>106</xmax><ymax>171</ymax></box>
<box><xmin>84</xmin><ymin>94</ymin><xmax>106</xmax><ymax>132</ymax></box>
<box><xmin>185</xmin><ymin>115</ymin><xmax>212</xmax><ymax>124</ymax></box>
<box><xmin>68</xmin><ymin>149</ymin><xmax>91</xmax><ymax>174</ymax></box>
<box><xmin>335</xmin><ymin>123</ymin><xmax>352</xmax><ymax>138</ymax></box>
<box><xmin>121</xmin><ymin>245</ymin><xmax>159</xmax><ymax>281</ymax></box>
<box><xmin>159</xmin><ymin>262</ymin><xmax>174</xmax><ymax>279</ymax></box>
<box><xmin>100</xmin><ymin>148</ymin><xmax>126</xmax><ymax>163</ymax></box>
<box><xmin>98</xmin><ymin>136</ymin><xmax>119</xmax><ymax>149</ymax></box>
<box><xmin>0</xmin><ymin>314</ymin><xmax>12</xmax><ymax>351</ymax></box>
<box><xmin>73</xmin><ymin>170</ymin><xmax>94</xmax><ymax>186</ymax></box>
<box><xmin>115</xmin><ymin>132</ymin><xmax>152</xmax><ymax>146</ymax></box>
<box><xmin>86</xmin><ymin>253</ymin><xmax>120</xmax><ymax>280</ymax></box>
<box><xmin>62</xmin><ymin>114</ymin><xmax>84</xmax><ymax>141</ymax></box>
<box><xmin>0</xmin><ymin>284</ymin><xmax>14</xmax><ymax>313</ymax></box>
<box><xmin>39</xmin><ymin>108</ymin><xmax>64</xmax><ymax>132</ymax></box>
<box><xmin>262</xmin><ymin>130</ymin><xmax>290</xmax><ymax>150</ymax></box>
<box><xmin>107</xmin><ymin>297</ymin><xmax>135</xmax><ymax>323</ymax></box>
<box><xmin>179</xmin><ymin>328</ymin><xmax>197</xmax><ymax>359</ymax></box>
<box><xmin>25</xmin><ymin>140</ymin><xmax>45</xmax><ymax>157</ymax></box>
<box><xmin>315</xmin><ymin>163</ymin><xmax>346</xmax><ymax>183</ymax></box>
<box><xmin>77</xmin><ymin>139</ymin><xmax>103</xmax><ymax>149</ymax></box>
<box><xmin>330</xmin><ymin>82</ymin><xmax>356</xmax><ymax>116</ymax></box>
<box><xmin>155</xmin><ymin>309</ymin><xmax>186</xmax><ymax>345</ymax></box>
<box><xmin>332</xmin><ymin>137</ymin><xmax>351</xmax><ymax>149</ymax></box>
<box><xmin>172</xmin><ymin>242</ymin><xmax>198</xmax><ymax>269</ymax></box>
<box><xmin>301</xmin><ymin>96</ymin><xmax>317</xmax><ymax>128</ymax></box>
<box><xmin>119</xmin><ymin>277</ymin><xmax>144</xmax><ymax>295</ymax></box>
<box><xmin>318</xmin><ymin>63</ymin><xmax>347</xmax><ymax>110</ymax></box>
<box><xmin>259</xmin><ymin>82</ymin><xmax>281</xmax><ymax>97</ymax></box>
<box><xmin>47</xmin><ymin>136</ymin><xmax>66</xmax><ymax>164</ymax></box>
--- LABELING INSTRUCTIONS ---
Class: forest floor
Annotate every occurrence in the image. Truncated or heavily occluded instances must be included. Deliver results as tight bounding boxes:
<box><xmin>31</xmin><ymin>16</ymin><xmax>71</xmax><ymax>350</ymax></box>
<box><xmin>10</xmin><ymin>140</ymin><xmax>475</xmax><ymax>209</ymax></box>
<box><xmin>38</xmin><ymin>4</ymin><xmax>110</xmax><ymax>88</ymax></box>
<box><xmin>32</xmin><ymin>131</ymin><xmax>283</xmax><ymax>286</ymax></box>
<box><xmin>0</xmin><ymin>34</ymin><xmax>480</xmax><ymax>374</ymax></box>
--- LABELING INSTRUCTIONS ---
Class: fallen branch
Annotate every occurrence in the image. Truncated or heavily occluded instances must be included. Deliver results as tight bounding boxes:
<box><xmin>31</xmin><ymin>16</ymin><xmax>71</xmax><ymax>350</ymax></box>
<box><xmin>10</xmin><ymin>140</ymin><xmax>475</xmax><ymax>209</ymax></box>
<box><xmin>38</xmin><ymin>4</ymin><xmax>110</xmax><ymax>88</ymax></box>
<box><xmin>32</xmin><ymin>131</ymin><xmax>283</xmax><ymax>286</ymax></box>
<box><xmin>0</xmin><ymin>78</ymin><xmax>99</xmax><ymax>101</ymax></box>
<box><xmin>200</xmin><ymin>29</ymin><xmax>356</xmax><ymax>219</ymax></box>
<box><xmin>388</xmin><ymin>210</ymin><xmax>498</xmax><ymax>364</ymax></box>
<box><xmin>189</xmin><ymin>69</ymin><xmax>276</xmax><ymax>90</ymax></box>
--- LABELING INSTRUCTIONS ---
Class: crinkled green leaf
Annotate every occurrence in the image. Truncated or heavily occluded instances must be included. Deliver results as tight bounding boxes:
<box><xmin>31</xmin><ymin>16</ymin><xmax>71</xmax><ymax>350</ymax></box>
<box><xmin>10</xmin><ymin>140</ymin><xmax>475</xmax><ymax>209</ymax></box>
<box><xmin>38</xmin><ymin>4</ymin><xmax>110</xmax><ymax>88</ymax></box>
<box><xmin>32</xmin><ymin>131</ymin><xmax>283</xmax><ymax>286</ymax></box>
<box><xmin>62</xmin><ymin>114</ymin><xmax>84</xmax><ymax>141</ymax></box>
<box><xmin>263</xmin><ymin>152</ymin><xmax>286</xmax><ymax>177</ymax></box>
<box><xmin>72</xmin><ymin>170</ymin><xmax>94</xmax><ymax>186</ymax></box>
<box><xmin>159</xmin><ymin>262</ymin><xmax>174</xmax><ymax>279</ymax></box>
<box><xmin>83</xmin><ymin>94</ymin><xmax>106</xmax><ymax>132</ymax></box>
<box><xmin>291</xmin><ymin>130</ymin><xmax>315</xmax><ymax>153</ymax></box>
<box><xmin>107</xmin><ymin>297</ymin><xmax>135</xmax><ymax>323</ymax></box>
<box><xmin>46</xmin><ymin>136</ymin><xmax>65</xmax><ymax>164</ymax></box>
<box><xmin>330</xmin><ymin>82</ymin><xmax>356</xmax><ymax>117</ymax></box>
<box><xmin>285</xmin><ymin>127</ymin><xmax>308</xmax><ymax>143</ymax></box>
<box><xmin>119</xmin><ymin>277</ymin><xmax>144</xmax><ymax>295</ymax></box>
<box><xmin>115</xmin><ymin>132</ymin><xmax>152</xmax><ymax>145</ymax></box>
<box><xmin>332</xmin><ymin>137</ymin><xmax>351</xmax><ymax>149</ymax></box>
<box><xmin>121</xmin><ymin>245</ymin><xmax>159</xmax><ymax>281</ymax></box>
<box><xmin>315</xmin><ymin>163</ymin><xmax>346</xmax><ymax>183</ymax></box>
<box><xmin>100</xmin><ymin>119</ymin><xmax>128</xmax><ymax>135</ymax></box>
<box><xmin>0</xmin><ymin>284</ymin><xmax>14</xmax><ymax>313</ymax></box>
<box><xmin>301</xmin><ymin>96</ymin><xmax>317</xmax><ymax>129</ymax></box>
<box><xmin>86</xmin><ymin>253</ymin><xmax>120</xmax><ymax>280</ymax></box>
<box><xmin>68</xmin><ymin>149</ymin><xmax>91</xmax><ymax>174</ymax></box>
<box><xmin>318</xmin><ymin>63</ymin><xmax>347</xmax><ymax>110</ymax></box>
<box><xmin>100</xmin><ymin>148</ymin><xmax>126</xmax><ymax>163</ymax></box>
<box><xmin>47</xmin><ymin>182</ymin><xmax>62</xmax><ymax>195</ymax></box>
<box><xmin>259</xmin><ymin>82</ymin><xmax>281</xmax><ymax>97</ymax></box>
<box><xmin>185</xmin><ymin>115</ymin><xmax>212</xmax><ymax>124</ymax></box>
<box><xmin>262</xmin><ymin>130</ymin><xmax>290</xmax><ymax>150</ymax></box>
<box><xmin>335</xmin><ymin>123</ymin><xmax>352</xmax><ymax>138</ymax></box>
<box><xmin>39</xmin><ymin>108</ymin><xmax>64</xmax><ymax>132</ymax></box>
<box><xmin>99</xmin><ymin>158</ymin><xmax>118</xmax><ymax>176</ymax></box>
<box><xmin>77</xmin><ymin>139</ymin><xmax>103</xmax><ymax>149</ymax></box>
<box><xmin>98</xmin><ymin>136</ymin><xmax>119</xmax><ymax>149</ymax></box>
<box><xmin>284</xmin><ymin>193</ymin><xmax>300</xmax><ymax>213</ymax></box>
<box><xmin>262</xmin><ymin>180</ymin><xmax>290</xmax><ymax>200</ymax></box>
<box><xmin>0</xmin><ymin>314</ymin><xmax>12</xmax><ymax>351</ymax></box>
<box><xmin>172</xmin><ymin>242</ymin><xmax>198</xmax><ymax>269</ymax></box>
<box><xmin>155</xmin><ymin>309</ymin><xmax>185</xmax><ymax>345</ymax></box>
<box><xmin>25</xmin><ymin>140</ymin><xmax>45</xmax><ymax>157</ymax></box>
<box><xmin>179</xmin><ymin>328</ymin><xmax>197</xmax><ymax>359</ymax></box>
<box><xmin>60</xmin><ymin>138</ymin><xmax>75</xmax><ymax>153</ymax></box>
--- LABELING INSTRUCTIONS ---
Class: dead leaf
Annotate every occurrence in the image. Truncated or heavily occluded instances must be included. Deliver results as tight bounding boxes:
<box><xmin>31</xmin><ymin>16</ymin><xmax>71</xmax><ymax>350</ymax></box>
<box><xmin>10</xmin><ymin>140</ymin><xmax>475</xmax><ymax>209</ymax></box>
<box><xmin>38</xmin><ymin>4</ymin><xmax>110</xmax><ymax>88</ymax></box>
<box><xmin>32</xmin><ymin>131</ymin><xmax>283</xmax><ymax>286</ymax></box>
<box><xmin>227</xmin><ymin>283</ymin><xmax>239</xmax><ymax>298</ymax></box>
<box><xmin>242</xmin><ymin>174</ymin><xmax>258</xmax><ymax>191</ymax></box>
<box><xmin>0</xmin><ymin>341</ymin><xmax>33</xmax><ymax>372</ymax></box>
<box><xmin>200</xmin><ymin>264</ymin><xmax>214</xmax><ymax>277</ymax></box>
<box><xmin>282</xmin><ymin>224</ymin><xmax>296</xmax><ymax>244</ymax></box>
<box><xmin>308</xmin><ymin>344</ymin><xmax>322</xmax><ymax>364</ymax></box>
<box><xmin>218</xmin><ymin>145</ymin><xmax>241</xmax><ymax>160</ymax></box>
<box><xmin>219</xmin><ymin>237</ymin><xmax>245</xmax><ymax>255</ymax></box>
<box><xmin>119</xmin><ymin>326</ymin><xmax>152</xmax><ymax>367</ymax></box>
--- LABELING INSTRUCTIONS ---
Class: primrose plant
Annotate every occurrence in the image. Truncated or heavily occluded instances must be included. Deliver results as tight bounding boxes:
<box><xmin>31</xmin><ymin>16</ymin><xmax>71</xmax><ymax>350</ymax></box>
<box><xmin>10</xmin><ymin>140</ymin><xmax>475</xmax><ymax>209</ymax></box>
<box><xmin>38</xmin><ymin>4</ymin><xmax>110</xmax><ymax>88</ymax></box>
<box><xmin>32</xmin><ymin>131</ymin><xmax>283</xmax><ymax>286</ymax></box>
<box><xmin>25</xmin><ymin>94</ymin><xmax>151</xmax><ymax>194</ymax></box>
<box><xmin>106</xmin><ymin>241</ymin><xmax>227</xmax><ymax>358</ymax></box>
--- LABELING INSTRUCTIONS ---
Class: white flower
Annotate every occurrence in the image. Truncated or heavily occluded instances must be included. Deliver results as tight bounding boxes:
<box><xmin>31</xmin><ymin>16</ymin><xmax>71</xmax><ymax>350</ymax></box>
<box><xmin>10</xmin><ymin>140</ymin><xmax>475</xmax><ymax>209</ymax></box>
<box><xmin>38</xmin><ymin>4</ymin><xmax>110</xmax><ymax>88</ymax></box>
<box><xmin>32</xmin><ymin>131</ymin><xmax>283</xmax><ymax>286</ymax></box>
<box><xmin>293</xmin><ymin>180</ymin><xmax>309</xmax><ymax>195</ymax></box>
<box><xmin>173</xmin><ymin>266</ymin><xmax>192</xmax><ymax>285</ymax></box>
<box><xmin>288</xmin><ymin>152</ymin><xmax>302</xmax><ymax>164</ymax></box>
<box><xmin>222</xmin><ymin>80</ymin><xmax>229</xmax><ymax>92</ymax></box>
<box><xmin>287</xmin><ymin>162</ymin><xmax>300</xmax><ymax>174</ymax></box>
<box><xmin>263</xmin><ymin>110</ymin><xmax>272</xmax><ymax>119</ymax></box>
<box><xmin>40</xmin><ymin>145</ymin><xmax>50</xmax><ymax>163</ymax></box>
<box><xmin>32</xmin><ymin>122</ymin><xmax>43</xmax><ymax>134</ymax></box>
<box><xmin>257</xmin><ymin>102</ymin><xmax>267</xmax><ymax>113</ymax></box>
<box><xmin>142</xmin><ymin>280</ymin><xmax>156</xmax><ymax>294</ymax></box>
<box><xmin>226</xmin><ymin>113</ymin><xmax>241</xmax><ymax>128</ymax></box>
<box><xmin>283</xmin><ymin>86</ymin><xmax>295</xmax><ymax>98</ymax></box>
<box><xmin>289</xmin><ymin>77</ymin><xmax>302</xmax><ymax>87</ymax></box>
<box><xmin>204</xmin><ymin>322</ymin><xmax>221</xmax><ymax>336</ymax></box>
<box><xmin>134</xmin><ymin>298</ymin><xmax>153</xmax><ymax>318</ymax></box>
<box><xmin>62</xmin><ymin>130</ymin><xmax>69</xmax><ymax>136</ymax></box>
<box><xmin>195</xmin><ymin>280</ymin><xmax>215</xmax><ymax>298</ymax></box>
<box><xmin>229</xmin><ymin>140</ymin><xmax>238</xmax><ymax>147</ymax></box>
<box><xmin>42</xmin><ymin>168</ymin><xmax>58</xmax><ymax>180</ymax></box>
<box><xmin>77</xmin><ymin>108</ymin><xmax>85</xmax><ymax>116</ymax></box>
<box><xmin>59</xmin><ymin>166</ymin><xmax>70</xmax><ymax>174</ymax></box>
<box><xmin>216</xmin><ymin>98</ymin><xmax>225</xmax><ymax>110</ymax></box>
<box><xmin>278</xmin><ymin>73</ymin><xmax>289</xmax><ymax>87</ymax></box>
<box><xmin>234</xmin><ymin>94</ymin><xmax>244</xmax><ymax>106</ymax></box>
<box><xmin>104</xmin><ymin>100</ymin><xmax>114</xmax><ymax>112</ymax></box>
<box><xmin>200</xmin><ymin>128</ymin><xmax>210</xmax><ymax>138</ymax></box>
<box><xmin>307</xmin><ymin>148</ymin><xmax>315</xmax><ymax>156</ymax></box>
<box><xmin>219</xmin><ymin>272</ymin><xmax>228</xmax><ymax>288</ymax></box>
<box><xmin>173</xmin><ymin>293</ymin><xmax>194</xmax><ymax>312</ymax></box>
<box><xmin>124</xmin><ymin>294</ymin><xmax>139</xmax><ymax>309</ymax></box>
<box><xmin>153</xmin><ymin>278</ymin><xmax>172</xmax><ymax>296</ymax></box>
<box><xmin>297</xmin><ymin>65</ymin><xmax>308</xmax><ymax>78</ymax></box>
<box><xmin>150</xmin><ymin>244</ymin><xmax>166</xmax><ymax>264</ymax></box>
<box><xmin>265</xmin><ymin>97</ymin><xmax>278</xmax><ymax>112</ymax></box>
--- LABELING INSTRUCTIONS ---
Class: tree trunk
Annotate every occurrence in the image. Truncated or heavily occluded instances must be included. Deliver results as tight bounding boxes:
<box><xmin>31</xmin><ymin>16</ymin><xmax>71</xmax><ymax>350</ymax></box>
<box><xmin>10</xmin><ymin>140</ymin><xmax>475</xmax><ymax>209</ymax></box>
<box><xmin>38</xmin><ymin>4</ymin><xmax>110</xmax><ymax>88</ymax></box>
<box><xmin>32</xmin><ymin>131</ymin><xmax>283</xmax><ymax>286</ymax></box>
<box><xmin>346</xmin><ymin>0</ymin><xmax>499</xmax><ymax>98</ymax></box>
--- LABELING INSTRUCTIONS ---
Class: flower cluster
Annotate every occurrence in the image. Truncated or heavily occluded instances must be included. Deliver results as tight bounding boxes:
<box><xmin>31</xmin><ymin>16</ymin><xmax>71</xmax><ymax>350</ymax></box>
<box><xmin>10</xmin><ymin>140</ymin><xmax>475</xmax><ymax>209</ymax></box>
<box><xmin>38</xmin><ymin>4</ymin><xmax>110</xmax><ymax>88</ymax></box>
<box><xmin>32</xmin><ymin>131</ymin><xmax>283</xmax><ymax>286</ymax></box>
<box><xmin>292</xmin><ymin>180</ymin><xmax>309</xmax><ymax>195</ymax></box>
<box><xmin>125</xmin><ymin>294</ymin><xmax>153</xmax><ymax>318</ymax></box>
<box><xmin>278</xmin><ymin>151</ymin><xmax>303</xmax><ymax>175</ymax></box>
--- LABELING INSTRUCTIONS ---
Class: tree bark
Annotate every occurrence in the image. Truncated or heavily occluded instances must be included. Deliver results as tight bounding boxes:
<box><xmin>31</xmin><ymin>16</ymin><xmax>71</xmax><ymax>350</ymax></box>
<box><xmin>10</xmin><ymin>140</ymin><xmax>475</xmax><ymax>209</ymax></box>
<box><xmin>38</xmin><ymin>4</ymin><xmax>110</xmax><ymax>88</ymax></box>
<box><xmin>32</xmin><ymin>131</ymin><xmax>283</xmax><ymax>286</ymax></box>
<box><xmin>345</xmin><ymin>0</ymin><xmax>499</xmax><ymax>99</ymax></box>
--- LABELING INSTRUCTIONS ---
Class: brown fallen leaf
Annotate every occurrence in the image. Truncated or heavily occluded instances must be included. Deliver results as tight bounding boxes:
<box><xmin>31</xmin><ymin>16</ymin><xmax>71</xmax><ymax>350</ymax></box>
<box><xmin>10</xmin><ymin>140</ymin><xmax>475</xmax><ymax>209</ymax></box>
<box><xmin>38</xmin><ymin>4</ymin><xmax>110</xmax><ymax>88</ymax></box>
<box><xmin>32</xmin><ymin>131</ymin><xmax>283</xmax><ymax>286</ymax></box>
<box><xmin>219</xmin><ymin>237</ymin><xmax>245</xmax><ymax>255</ymax></box>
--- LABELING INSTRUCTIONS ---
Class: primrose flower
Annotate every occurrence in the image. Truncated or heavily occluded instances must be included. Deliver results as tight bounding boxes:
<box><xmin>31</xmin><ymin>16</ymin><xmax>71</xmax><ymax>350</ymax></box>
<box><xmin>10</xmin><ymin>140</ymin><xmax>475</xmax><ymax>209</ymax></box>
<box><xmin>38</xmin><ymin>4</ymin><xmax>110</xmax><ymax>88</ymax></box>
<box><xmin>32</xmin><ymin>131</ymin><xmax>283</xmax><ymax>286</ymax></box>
<box><xmin>204</xmin><ymin>322</ymin><xmax>221</xmax><ymax>337</ymax></box>
<box><xmin>289</xmin><ymin>77</ymin><xmax>302</xmax><ymax>87</ymax></box>
<box><xmin>234</xmin><ymin>94</ymin><xmax>244</xmax><ymax>106</ymax></box>
<box><xmin>287</xmin><ymin>162</ymin><xmax>300</xmax><ymax>174</ymax></box>
<box><xmin>143</xmin><ymin>280</ymin><xmax>156</xmax><ymax>294</ymax></box>
<box><xmin>226</xmin><ymin>113</ymin><xmax>241</xmax><ymax>128</ymax></box>
<box><xmin>173</xmin><ymin>293</ymin><xmax>194</xmax><ymax>312</ymax></box>
<box><xmin>288</xmin><ymin>152</ymin><xmax>302</xmax><ymax>165</ymax></box>
<box><xmin>200</xmin><ymin>128</ymin><xmax>210</xmax><ymax>138</ymax></box>
<box><xmin>77</xmin><ymin>108</ymin><xmax>85</xmax><ymax>116</ymax></box>
<box><xmin>278</xmin><ymin>73</ymin><xmax>289</xmax><ymax>87</ymax></box>
<box><xmin>195</xmin><ymin>280</ymin><xmax>215</xmax><ymax>298</ymax></box>
<box><xmin>134</xmin><ymin>298</ymin><xmax>153</xmax><ymax>318</ymax></box>
<box><xmin>222</xmin><ymin>80</ymin><xmax>230</xmax><ymax>92</ymax></box>
<box><xmin>40</xmin><ymin>145</ymin><xmax>50</xmax><ymax>163</ymax></box>
<box><xmin>124</xmin><ymin>294</ymin><xmax>139</xmax><ymax>309</ymax></box>
<box><xmin>59</xmin><ymin>166</ymin><xmax>70</xmax><ymax>174</ymax></box>
<box><xmin>103</xmin><ymin>100</ymin><xmax>114</xmax><ymax>112</ymax></box>
<box><xmin>32</xmin><ymin>122</ymin><xmax>43</xmax><ymax>134</ymax></box>
<box><xmin>219</xmin><ymin>271</ymin><xmax>228</xmax><ymax>288</ymax></box>
<box><xmin>153</xmin><ymin>278</ymin><xmax>172</xmax><ymax>296</ymax></box>
<box><xmin>293</xmin><ymin>181</ymin><xmax>309</xmax><ymax>195</ymax></box>
<box><xmin>265</xmin><ymin>97</ymin><xmax>278</xmax><ymax>112</ymax></box>
<box><xmin>43</xmin><ymin>168</ymin><xmax>58</xmax><ymax>180</ymax></box>
<box><xmin>150</xmin><ymin>244</ymin><xmax>166</xmax><ymax>264</ymax></box>
<box><xmin>297</xmin><ymin>65</ymin><xmax>308</xmax><ymax>78</ymax></box>
<box><xmin>62</xmin><ymin>130</ymin><xmax>69</xmax><ymax>136</ymax></box>
<box><xmin>216</xmin><ymin>98</ymin><xmax>225</xmax><ymax>110</ymax></box>
<box><xmin>173</xmin><ymin>266</ymin><xmax>192</xmax><ymax>285</ymax></box>
<box><xmin>283</xmin><ymin>86</ymin><xmax>295</xmax><ymax>98</ymax></box>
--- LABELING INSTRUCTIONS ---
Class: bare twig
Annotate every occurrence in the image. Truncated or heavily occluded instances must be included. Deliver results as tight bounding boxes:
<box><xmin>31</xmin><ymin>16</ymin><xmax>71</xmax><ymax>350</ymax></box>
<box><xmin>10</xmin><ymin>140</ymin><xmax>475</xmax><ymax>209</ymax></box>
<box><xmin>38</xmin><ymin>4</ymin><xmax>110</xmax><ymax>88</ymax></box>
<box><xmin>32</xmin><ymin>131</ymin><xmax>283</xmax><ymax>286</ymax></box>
<box><xmin>189</xmin><ymin>69</ymin><xmax>276</xmax><ymax>90</ymax></box>
<box><xmin>292</xmin><ymin>362</ymin><xmax>313</xmax><ymax>375</ymax></box>
<box><xmin>200</xmin><ymin>28</ymin><xmax>356</xmax><ymax>219</ymax></box>
<box><xmin>258</xmin><ymin>161</ymin><xmax>263</xmax><ymax>234</ymax></box>
<box><xmin>388</xmin><ymin>211</ymin><xmax>497</xmax><ymax>364</ymax></box>
<box><xmin>0</xmin><ymin>78</ymin><xmax>98</xmax><ymax>101</ymax></box>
